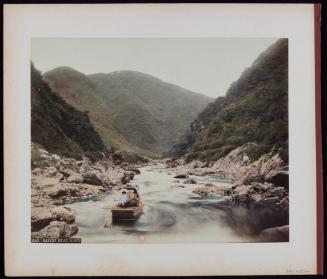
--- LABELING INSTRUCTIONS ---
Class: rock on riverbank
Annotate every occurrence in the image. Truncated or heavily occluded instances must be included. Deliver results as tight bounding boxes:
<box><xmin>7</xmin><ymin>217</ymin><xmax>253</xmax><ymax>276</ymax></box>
<box><xmin>167</xmin><ymin>143</ymin><xmax>288</xmax><ymax>209</ymax></box>
<box><xmin>31</xmin><ymin>143</ymin><xmax>141</xmax><ymax>238</ymax></box>
<box><xmin>167</xmin><ymin>143</ymin><xmax>289</xmax><ymax>240</ymax></box>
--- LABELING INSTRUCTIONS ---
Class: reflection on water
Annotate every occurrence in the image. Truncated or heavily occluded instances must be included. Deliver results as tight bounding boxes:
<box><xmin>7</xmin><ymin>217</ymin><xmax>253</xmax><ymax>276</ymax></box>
<box><xmin>69</xmin><ymin>164</ymin><xmax>288</xmax><ymax>243</ymax></box>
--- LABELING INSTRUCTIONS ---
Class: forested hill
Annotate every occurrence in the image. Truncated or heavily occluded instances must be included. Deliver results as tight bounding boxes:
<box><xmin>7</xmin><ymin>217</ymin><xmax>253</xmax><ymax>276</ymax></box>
<box><xmin>43</xmin><ymin>68</ymin><xmax>212</xmax><ymax>157</ymax></box>
<box><xmin>31</xmin><ymin>63</ymin><xmax>108</xmax><ymax>160</ymax></box>
<box><xmin>169</xmin><ymin>39</ymin><xmax>288</xmax><ymax>162</ymax></box>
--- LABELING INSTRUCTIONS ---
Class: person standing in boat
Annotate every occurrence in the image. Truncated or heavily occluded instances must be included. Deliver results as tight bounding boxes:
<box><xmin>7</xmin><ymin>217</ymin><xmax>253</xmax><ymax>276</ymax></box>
<box><xmin>118</xmin><ymin>191</ymin><xmax>127</xmax><ymax>206</ymax></box>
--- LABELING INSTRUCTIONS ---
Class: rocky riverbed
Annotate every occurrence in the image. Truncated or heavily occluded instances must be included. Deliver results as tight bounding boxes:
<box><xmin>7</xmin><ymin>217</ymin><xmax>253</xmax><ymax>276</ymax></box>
<box><xmin>31</xmin><ymin>143</ymin><xmax>289</xmax><ymax>242</ymax></box>
<box><xmin>31</xmin><ymin>144</ymin><xmax>143</xmax><ymax>239</ymax></box>
<box><xmin>165</xmin><ymin>143</ymin><xmax>289</xmax><ymax>241</ymax></box>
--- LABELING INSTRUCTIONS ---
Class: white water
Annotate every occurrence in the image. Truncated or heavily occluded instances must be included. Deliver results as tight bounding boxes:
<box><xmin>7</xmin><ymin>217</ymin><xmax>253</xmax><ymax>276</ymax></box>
<box><xmin>69</xmin><ymin>164</ymin><xmax>256</xmax><ymax>243</ymax></box>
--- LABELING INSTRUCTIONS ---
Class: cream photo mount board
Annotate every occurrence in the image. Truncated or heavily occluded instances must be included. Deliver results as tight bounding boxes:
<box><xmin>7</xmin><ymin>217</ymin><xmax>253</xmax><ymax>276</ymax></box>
<box><xmin>4</xmin><ymin>3</ymin><xmax>322</xmax><ymax>276</ymax></box>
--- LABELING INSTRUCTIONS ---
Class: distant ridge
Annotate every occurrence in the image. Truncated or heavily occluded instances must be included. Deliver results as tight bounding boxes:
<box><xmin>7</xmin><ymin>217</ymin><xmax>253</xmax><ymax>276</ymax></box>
<box><xmin>43</xmin><ymin>67</ymin><xmax>213</xmax><ymax>157</ymax></box>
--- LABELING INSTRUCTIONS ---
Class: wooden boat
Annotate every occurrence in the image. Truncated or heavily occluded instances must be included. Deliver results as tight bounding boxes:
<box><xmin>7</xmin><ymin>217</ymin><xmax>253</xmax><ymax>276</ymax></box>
<box><xmin>111</xmin><ymin>201</ymin><xmax>144</xmax><ymax>221</ymax></box>
<box><xmin>111</xmin><ymin>185</ymin><xmax>144</xmax><ymax>221</ymax></box>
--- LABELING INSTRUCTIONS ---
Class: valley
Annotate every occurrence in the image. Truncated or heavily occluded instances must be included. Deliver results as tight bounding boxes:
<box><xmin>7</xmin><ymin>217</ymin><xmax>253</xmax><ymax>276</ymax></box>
<box><xmin>31</xmin><ymin>38</ymin><xmax>289</xmax><ymax>243</ymax></box>
<box><xmin>31</xmin><ymin>144</ymin><xmax>288</xmax><ymax>243</ymax></box>
<box><xmin>43</xmin><ymin>68</ymin><xmax>212</xmax><ymax>157</ymax></box>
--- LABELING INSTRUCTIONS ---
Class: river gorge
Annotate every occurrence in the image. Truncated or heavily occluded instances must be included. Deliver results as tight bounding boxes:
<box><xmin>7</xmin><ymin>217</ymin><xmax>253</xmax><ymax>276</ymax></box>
<box><xmin>31</xmin><ymin>144</ymin><xmax>289</xmax><ymax>243</ymax></box>
<box><xmin>69</xmin><ymin>163</ymin><xmax>242</xmax><ymax>243</ymax></box>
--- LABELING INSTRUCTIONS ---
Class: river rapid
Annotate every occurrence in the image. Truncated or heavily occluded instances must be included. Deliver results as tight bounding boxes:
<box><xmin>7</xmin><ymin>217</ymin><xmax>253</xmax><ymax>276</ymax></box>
<box><xmin>69</xmin><ymin>163</ymin><xmax>285</xmax><ymax>243</ymax></box>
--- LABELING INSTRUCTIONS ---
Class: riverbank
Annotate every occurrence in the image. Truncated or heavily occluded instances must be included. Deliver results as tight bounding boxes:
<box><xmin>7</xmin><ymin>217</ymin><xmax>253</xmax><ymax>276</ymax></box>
<box><xmin>31</xmin><ymin>144</ymin><xmax>142</xmax><ymax>238</ymax></box>
<box><xmin>31</xmin><ymin>143</ymin><xmax>289</xmax><ymax>242</ymax></box>
<box><xmin>165</xmin><ymin>143</ymin><xmax>289</xmax><ymax>241</ymax></box>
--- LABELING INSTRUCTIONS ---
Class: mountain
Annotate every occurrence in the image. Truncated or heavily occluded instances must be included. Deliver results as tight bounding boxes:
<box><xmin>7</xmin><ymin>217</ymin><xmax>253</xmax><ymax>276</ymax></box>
<box><xmin>31</xmin><ymin>63</ymin><xmax>107</xmax><ymax>160</ymax></box>
<box><xmin>169</xmin><ymin>39</ymin><xmax>288</xmax><ymax>162</ymax></box>
<box><xmin>43</xmin><ymin>68</ymin><xmax>212</xmax><ymax>157</ymax></box>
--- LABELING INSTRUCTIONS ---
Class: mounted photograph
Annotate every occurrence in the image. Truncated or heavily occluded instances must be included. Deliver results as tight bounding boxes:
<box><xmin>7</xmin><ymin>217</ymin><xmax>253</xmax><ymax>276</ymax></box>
<box><xmin>30</xmin><ymin>37</ymin><xmax>289</xmax><ymax>243</ymax></box>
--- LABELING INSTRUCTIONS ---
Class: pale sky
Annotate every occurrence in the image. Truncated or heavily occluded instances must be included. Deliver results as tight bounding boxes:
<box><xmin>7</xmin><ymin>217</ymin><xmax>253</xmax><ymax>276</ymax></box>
<box><xmin>31</xmin><ymin>38</ymin><xmax>277</xmax><ymax>98</ymax></box>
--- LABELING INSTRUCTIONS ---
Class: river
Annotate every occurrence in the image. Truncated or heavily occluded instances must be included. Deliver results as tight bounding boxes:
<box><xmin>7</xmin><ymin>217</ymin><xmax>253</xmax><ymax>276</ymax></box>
<box><xmin>69</xmin><ymin>163</ymin><xmax>286</xmax><ymax>243</ymax></box>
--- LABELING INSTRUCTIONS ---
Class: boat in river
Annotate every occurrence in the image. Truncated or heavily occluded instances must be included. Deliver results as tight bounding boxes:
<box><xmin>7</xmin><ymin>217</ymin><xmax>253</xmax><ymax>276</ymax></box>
<box><xmin>111</xmin><ymin>185</ymin><xmax>144</xmax><ymax>222</ymax></box>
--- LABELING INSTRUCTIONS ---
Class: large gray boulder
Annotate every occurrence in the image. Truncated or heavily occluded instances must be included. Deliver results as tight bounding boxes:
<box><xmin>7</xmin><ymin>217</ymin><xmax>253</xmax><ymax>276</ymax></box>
<box><xmin>258</xmin><ymin>225</ymin><xmax>289</xmax><ymax>242</ymax></box>
<box><xmin>51</xmin><ymin>207</ymin><xmax>76</xmax><ymax>223</ymax></box>
<box><xmin>82</xmin><ymin>171</ymin><xmax>103</xmax><ymax>185</ymax></box>
<box><xmin>31</xmin><ymin>207</ymin><xmax>54</xmax><ymax>231</ymax></box>
<box><xmin>67</xmin><ymin>172</ymin><xmax>83</xmax><ymax>184</ymax></box>
<box><xmin>33</xmin><ymin>221</ymin><xmax>78</xmax><ymax>238</ymax></box>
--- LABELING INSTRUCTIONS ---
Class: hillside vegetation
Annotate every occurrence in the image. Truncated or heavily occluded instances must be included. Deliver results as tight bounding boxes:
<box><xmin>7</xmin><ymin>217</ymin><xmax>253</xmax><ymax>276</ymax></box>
<box><xmin>31</xmin><ymin>63</ymin><xmax>107</xmax><ymax>160</ymax></box>
<box><xmin>43</xmin><ymin>69</ymin><xmax>212</xmax><ymax>157</ymax></box>
<box><xmin>169</xmin><ymin>39</ymin><xmax>288</xmax><ymax>162</ymax></box>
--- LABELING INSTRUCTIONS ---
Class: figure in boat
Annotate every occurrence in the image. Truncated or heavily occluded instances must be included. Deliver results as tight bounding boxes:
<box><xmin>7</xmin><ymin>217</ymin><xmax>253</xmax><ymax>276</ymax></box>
<box><xmin>111</xmin><ymin>185</ymin><xmax>144</xmax><ymax>221</ymax></box>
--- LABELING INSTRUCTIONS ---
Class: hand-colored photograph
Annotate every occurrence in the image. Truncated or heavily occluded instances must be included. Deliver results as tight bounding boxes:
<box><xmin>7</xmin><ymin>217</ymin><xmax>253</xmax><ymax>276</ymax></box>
<box><xmin>30</xmin><ymin>38</ymin><xmax>289</xmax><ymax>243</ymax></box>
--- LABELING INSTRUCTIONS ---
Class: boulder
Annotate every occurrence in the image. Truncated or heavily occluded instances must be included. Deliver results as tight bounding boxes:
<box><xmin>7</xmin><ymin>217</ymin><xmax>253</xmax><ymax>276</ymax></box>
<box><xmin>51</xmin><ymin>154</ymin><xmax>61</xmax><ymax>161</ymax></box>
<box><xmin>233</xmin><ymin>185</ymin><xmax>254</xmax><ymax>203</ymax></box>
<box><xmin>67</xmin><ymin>172</ymin><xmax>83</xmax><ymax>184</ymax></box>
<box><xmin>51</xmin><ymin>207</ymin><xmax>76</xmax><ymax>223</ymax></box>
<box><xmin>48</xmin><ymin>186</ymin><xmax>80</xmax><ymax>199</ymax></box>
<box><xmin>211</xmin><ymin>143</ymin><xmax>256</xmax><ymax>174</ymax></box>
<box><xmin>183</xmin><ymin>178</ymin><xmax>197</xmax><ymax>184</ymax></box>
<box><xmin>233</xmin><ymin>185</ymin><xmax>254</xmax><ymax>195</ymax></box>
<box><xmin>251</xmin><ymin>182</ymin><xmax>272</xmax><ymax>192</ymax></box>
<box><xmin>33</xmin><ymin>221</ymin><xmax>78</xmax><ymax>238</ymax></box>
<box><xmin>258</xmin><ymin>225</ymin><xmax>289</xmax><ymax>242</ymax></box>
<box><xmin>31</xmin><ymin>207</ymin><xmax>54</xmax><ymax>231</ymax></box>
<box><xmin>173</xmin><ymin>173</ymin><xmax>189</xmax><ymax>179</ymax></box>
<box><xmin>83</xmin><ymin>171</ymin><xmax>103</xmax><ymax>185</ymax></box>
<box><xmin>32</xmin><ymin>168</ymin><xmax>43</xmax><ymax>175</ymax></box>
<box><xmin>44</xmin><ymin>166</ymin><xmax>57</xmax><ymax>177</ymax></box>
<box><xmin>59</xmin><ymin>169</ymin><xmax>73</xmax><ymax>178</ymax></box>
<box><xmin>59</xmin><ymin>158</ymin><xmax>80</xmax><ymax>172</ymax></box>
<box><xmin>48</xmin><ymin>188</ymin><xmax>70</xmax><ymax>199</ymax></box>
<box><xmin>266</xmin><ymin>171</ymin><xmax>289</xmax><ymax>188</ymax></box>
<box><xmin>234</xmin><ymin>168</ymin><xmax>265</xmax><ymax>186</ymax></box>
<box><xmin>192</xmin><ymin>185</ymin><xmax>229</xmax><ymax>198</ymax></box>
<box><xmin>124</xmin><ymin>166</ymin><xmax>141</xmax><ymax>174</ymax></box>
<box><xmin>31</xmin><ymin>195</ymin><xmax>53</xmax><ymax>207</ymax></box>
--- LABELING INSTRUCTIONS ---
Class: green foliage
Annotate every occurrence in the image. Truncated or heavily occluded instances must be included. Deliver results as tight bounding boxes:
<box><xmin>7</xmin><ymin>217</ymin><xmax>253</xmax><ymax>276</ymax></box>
<box><xmin>43</xmin><ymin>68</ymin><xmax>212</xmax><ymax>157</ymax></box>
<box><xmin>31</xmin><ymin>63</ymin><xmax>107</xmax><ymax>160</ymax></box>
<box><xmin>173</xmin><ymin>39</ymin><xmax>289</xmax><ymax>162</ymax></box>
